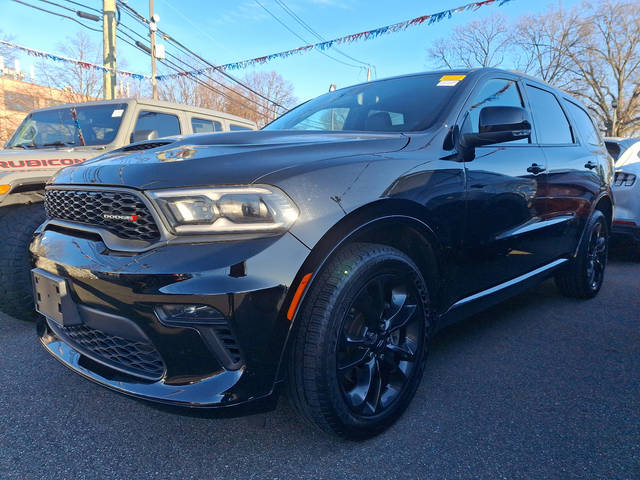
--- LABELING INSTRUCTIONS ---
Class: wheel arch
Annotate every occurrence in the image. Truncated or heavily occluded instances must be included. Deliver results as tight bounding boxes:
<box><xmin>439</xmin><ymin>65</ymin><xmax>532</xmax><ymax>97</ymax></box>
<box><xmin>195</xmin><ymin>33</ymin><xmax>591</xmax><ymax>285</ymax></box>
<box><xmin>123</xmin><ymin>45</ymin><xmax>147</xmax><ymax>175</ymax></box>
<box><xmin>274</xmin><ymin>198</ymin><xmax>445</xmax><ymax>383</ymax></box>
<box><xmin>594</xmin><ymin>193</ymin><xmax>613</xmax><ymax>230</ymax></box>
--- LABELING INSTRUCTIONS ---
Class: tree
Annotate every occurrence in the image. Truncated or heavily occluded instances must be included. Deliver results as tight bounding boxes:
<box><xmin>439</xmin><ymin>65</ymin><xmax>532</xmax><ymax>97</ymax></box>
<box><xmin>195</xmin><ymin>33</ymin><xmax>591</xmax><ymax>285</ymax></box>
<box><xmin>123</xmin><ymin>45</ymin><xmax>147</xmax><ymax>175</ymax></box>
<box><xmin>159</xmin><ymin>68</ymin><xmax>297</xmax><ymax>127</ymax></box>
<box><xmin>426</xmin><ymin>0</ymin><xmax>640</xmax><ymax>136</ymax></box>
<box><xmin>0</xmin><ymin>29</ymin><xmax>16</xmax><ymax>70</ymax></box>
<box><xmin>559</xmin><ymin>1</ymin><xmax>640</xmax><ymax>136</ymax></box>
<box><xmin>427</xmin><ymin>13</ymin><xmax>512</xmax><ymax>69</ymax></box>
<box><xmin>512</xmin><ymin>4</ymin><xmax>584</xmax><ymax>88</ymax></box>
<box><xmin>226</xmin><ymin>71</ymin><xmax>297</xmax><ymax>127</ymax></box>
<box><xmin>38</xmin><ymin>32</ymin><xmax>103</xmax><ymax>102</ymax></box>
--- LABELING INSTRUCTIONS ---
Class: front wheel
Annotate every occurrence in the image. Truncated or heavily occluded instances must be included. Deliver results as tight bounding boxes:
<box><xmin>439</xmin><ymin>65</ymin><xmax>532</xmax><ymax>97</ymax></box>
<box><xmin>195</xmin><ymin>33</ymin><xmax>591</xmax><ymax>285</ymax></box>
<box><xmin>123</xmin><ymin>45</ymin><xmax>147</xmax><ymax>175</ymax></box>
<box><xmin>287</xmin><ymin>243</ymin><xmax>432</xmax><ymax>439</ymax></box>
<box><xmin>0</xmin><ymin>203</ymin><xmax>46</xmax><ymax>320</ymax></box>
<box><xmin>555</xmin><ymin>210</ymin><xmax>609</xmax><ymax>299</ymax></box>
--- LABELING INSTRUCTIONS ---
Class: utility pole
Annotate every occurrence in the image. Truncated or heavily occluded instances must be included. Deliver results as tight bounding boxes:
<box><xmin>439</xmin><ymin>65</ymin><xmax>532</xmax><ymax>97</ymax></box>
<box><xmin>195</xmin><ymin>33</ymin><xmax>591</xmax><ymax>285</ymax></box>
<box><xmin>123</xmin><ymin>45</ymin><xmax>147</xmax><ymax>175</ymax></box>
<box><xmin>102</xmin><ymin>0</ymin><xmax>117</xmax><ymax>99</ymax></box>
<box><xmin>149</xmin><ymin>0</ymin><xmax>158</xmax><ymax>100</ymax></box>
<box><xmin>367</xmin><ymin>67</ymin><xmax>371</xmax><ymax>82</ymax></box>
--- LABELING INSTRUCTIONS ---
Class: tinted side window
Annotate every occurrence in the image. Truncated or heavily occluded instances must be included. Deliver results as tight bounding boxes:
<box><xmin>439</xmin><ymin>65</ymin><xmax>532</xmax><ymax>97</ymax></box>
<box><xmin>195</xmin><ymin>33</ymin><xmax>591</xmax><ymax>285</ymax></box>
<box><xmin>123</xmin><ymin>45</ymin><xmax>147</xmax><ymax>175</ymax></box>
<box><xmin>525</xmin><ymin>86</ymin><xmax>573</xmax><ymax>144</ymax></box>
<box><xmin>191</xmin><ymin>118</ymin><xmax>222</xmax><ymax>133</ymax></box>
<box><xmin>229</xmin><ymin>124</ymin><xmax>252</xmax><ymax>131</ymax></box>
<box><xmin>134</xmin><ymin>111</ymin><xmax>181</xmax><ymax>138</ymax></box>
<box><xmin>462</xmin><ymin>78</ymin><xmax>528</xmax><ymax>144</ymax></box>
<box><xmin>565</xmin><ymin>101</ymin><xmax>601</xmax><ymax>146</ymax></box>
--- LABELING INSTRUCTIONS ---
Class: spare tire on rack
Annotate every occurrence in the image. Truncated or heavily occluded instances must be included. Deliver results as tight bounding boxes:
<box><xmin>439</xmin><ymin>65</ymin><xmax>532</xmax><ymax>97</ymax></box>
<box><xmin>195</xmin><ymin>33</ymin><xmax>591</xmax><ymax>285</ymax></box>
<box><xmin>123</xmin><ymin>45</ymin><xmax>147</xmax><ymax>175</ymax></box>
<box><xmin>0</xmin><ymin>203</ymin><xmax>47</xmax><ymax>320</ymax></box>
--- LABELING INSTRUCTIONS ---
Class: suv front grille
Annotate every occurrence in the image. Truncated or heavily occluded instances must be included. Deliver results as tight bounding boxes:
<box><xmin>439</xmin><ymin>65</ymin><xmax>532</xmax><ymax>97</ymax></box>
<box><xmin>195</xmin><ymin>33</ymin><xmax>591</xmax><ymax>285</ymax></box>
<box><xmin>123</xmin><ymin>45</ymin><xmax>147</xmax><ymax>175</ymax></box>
<box><xmin>51</xmin><ymin>322</ymin><xmax>165</xmax><ymax>380</ymax></box>
<box><xmin>45</xmin><ymin>189</ymin><xmax>160</xmax><ymax>242</ymax></box>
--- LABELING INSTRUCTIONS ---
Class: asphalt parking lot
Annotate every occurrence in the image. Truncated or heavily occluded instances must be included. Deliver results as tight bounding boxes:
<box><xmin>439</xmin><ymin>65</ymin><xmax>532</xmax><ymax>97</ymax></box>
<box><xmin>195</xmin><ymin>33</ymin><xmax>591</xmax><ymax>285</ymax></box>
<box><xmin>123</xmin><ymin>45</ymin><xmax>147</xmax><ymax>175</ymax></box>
<box><xmin>0</xmin><ymin>255</ymin><xmax>638</xmax><ymax>480</ymax></box>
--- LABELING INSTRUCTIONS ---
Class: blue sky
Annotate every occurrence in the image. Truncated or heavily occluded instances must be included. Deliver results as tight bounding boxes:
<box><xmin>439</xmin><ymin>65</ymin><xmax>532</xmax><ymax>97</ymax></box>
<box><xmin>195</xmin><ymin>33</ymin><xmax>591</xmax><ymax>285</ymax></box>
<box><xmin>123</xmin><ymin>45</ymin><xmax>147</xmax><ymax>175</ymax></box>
<box><xmin>1</xmin><ymin>0</ymin><xmax>582</xmax><ymax>102</ymax></box>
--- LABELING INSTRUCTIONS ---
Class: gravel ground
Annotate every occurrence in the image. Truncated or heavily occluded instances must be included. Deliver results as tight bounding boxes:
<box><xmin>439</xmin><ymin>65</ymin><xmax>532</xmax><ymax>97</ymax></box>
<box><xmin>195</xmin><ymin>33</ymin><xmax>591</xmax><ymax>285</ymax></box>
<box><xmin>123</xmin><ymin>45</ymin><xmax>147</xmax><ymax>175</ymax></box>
<box><xmin>0</xmin><ymin>256</ymin><xmax>638</xmax><ymax>480</ymax></box>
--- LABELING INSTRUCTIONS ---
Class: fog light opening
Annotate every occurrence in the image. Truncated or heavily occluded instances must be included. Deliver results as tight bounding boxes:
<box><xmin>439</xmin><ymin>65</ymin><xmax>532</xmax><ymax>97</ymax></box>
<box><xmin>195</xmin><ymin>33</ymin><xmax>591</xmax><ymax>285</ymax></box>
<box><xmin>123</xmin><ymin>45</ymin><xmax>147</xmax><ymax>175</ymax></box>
<box><xmin>156</xmin><ymin>304</ymin><xmax>226</xmax><ymax>327</ymax></box>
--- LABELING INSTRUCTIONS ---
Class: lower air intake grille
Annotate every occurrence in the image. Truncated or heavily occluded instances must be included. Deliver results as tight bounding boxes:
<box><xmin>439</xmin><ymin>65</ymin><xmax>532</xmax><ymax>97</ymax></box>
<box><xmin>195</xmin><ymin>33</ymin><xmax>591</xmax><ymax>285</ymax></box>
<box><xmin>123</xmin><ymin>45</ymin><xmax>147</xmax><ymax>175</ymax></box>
<box><xmin>45</xmin><ymin>189</ymin><xmax>161</xmax><ymax>242</ymax></box>
<box><xmin>52</xmin><ymin>322</ymin><xmax>165</xmax><ymax>380</ymax></box>
<box><xmin>212</xmin><ymin>324</ymin><xmax>243</xmax><ymax>365</ymax></box>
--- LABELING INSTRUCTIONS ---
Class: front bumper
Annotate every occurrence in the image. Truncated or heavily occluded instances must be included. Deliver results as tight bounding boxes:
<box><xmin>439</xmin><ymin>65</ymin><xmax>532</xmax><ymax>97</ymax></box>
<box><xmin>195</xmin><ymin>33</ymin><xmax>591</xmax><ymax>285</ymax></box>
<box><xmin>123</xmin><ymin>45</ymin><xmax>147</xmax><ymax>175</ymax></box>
<box><xmin>31</xmin><ymin>225</ymin><xmax>310</xmax><ymax>408</ymax></box>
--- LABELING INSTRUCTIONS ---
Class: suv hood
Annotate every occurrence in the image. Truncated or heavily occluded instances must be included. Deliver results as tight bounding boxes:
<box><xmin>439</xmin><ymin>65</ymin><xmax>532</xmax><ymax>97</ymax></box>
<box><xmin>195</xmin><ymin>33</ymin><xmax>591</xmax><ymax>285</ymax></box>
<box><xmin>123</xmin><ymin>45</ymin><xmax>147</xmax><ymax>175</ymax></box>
<box><xmin>51</xmin><ymin>130</ymin><xmax>410</xmax><ymax>189</ymax></box>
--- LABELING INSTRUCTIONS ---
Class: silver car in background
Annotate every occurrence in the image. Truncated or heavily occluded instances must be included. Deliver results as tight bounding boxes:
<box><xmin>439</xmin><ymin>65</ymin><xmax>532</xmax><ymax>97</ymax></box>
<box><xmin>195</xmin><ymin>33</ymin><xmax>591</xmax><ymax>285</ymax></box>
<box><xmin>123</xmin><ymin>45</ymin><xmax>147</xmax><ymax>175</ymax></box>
<box><xmin>605</xmin><ymin>137</ymin><xmax>640</xmax><ymax>254</ymax></box>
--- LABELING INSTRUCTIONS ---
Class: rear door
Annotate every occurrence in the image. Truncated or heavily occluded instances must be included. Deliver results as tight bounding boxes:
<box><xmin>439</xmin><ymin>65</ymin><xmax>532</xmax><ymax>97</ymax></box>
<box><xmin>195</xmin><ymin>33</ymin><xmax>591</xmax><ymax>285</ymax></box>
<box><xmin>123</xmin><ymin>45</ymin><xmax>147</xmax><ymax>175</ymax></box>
<box><xmin>458</xmin><ymin>76</ymin><xmax>550</xmax><ymax>298</ymax></box>
<box><xmin>525</xmin><ymin>84</ymin><xmax>603</xmax><ymax>258</ymax></box>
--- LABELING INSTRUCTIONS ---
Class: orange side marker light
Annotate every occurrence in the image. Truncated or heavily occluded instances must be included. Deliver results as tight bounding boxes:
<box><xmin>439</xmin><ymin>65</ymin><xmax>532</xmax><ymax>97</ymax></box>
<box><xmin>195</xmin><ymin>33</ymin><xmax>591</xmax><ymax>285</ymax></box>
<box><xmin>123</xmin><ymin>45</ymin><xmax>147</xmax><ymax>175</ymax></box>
<box><xmin>286</xmin><ymin>273</ymin><xmax>313</xmax><ymax>321</ymax></box>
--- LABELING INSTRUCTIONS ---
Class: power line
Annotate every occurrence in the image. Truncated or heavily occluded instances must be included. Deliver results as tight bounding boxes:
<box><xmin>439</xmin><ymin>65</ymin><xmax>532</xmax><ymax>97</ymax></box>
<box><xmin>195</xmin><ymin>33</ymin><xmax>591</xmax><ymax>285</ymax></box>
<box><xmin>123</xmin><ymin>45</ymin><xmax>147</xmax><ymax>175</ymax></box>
<box><xmin>58</xmin><ymin>0</ymin><xmax>102</xmax><ymax>14</ymax></box>
<box><xmin>35</xmin><ymin>0</ymin><xmax>77</xmax><ymax>14</ymax></box>
<box><xmin>116</xmin><ymin>0</ymin><xmax>287</xmax><ymax>110</ymax></box>
<box><xmin>12</xmin><ymin>0</ymin><xmax>277</xmax><ymax>113</ymax></box>
<box><xmin>254</xmin><ymin>0</ymin><xmax>366</xmax><ymax>71</ymax></box>
<box><xmin>11</xmin><ymin>0</ymin><xmax>102</xmax><ymax>32</ymax></box>
<box><xmin>117</xmin><ymin>20</ymin><xmax>281</xmax><ymax>114</ymax></box>
<box><xmin>273</xmin><ymin>0</ymin><xmax>374</xmax><ymax>71</ymax></box>
<box><xmin>116</xmin><ymin>32</ymin><xmax>271</xmax><ymax>117</ymax></box>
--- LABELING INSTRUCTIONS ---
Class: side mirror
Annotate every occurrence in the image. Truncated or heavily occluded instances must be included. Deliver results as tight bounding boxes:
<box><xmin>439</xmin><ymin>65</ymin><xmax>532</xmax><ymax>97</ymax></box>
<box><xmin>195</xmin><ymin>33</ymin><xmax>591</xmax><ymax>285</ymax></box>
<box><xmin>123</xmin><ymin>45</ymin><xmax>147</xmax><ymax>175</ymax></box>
<box><xmin>130</xmin><ymin>129</ymin><xmax>158</xmax><ymax>144</ymax></box>
<box><xmin>461</xmin><ymin>106</ymin><xmax>531</xmax><ymax>148</ymax></box>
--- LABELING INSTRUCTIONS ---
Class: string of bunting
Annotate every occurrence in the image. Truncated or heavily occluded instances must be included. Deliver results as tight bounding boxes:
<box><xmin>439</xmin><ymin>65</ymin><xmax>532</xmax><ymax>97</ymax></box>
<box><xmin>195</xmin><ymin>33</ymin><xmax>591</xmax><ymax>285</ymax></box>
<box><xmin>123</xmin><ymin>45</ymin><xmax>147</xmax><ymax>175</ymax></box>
<box><xmin>156</xmin><ymin>0</ymin><xmax>514</xmax><ymax>81</ymax></box>
<box><xmin>0</xmin><ymin>40</ymin><xmax>150</xmax><ymax>80</ymax></box>
<box><xmin>1</xmin><ymin>0</ymin><xmax>512</xmax><ymax>82</ymax></box>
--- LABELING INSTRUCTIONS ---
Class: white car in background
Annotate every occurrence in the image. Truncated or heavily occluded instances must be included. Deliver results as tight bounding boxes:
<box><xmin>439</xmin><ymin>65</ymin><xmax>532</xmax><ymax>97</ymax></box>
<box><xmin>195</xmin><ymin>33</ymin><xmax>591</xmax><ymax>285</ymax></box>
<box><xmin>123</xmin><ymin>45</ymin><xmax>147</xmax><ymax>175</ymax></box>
<box><xmin>605</xmin><ymin>137</ymin><xmax>640</xmax><ymax>254</ymax></box>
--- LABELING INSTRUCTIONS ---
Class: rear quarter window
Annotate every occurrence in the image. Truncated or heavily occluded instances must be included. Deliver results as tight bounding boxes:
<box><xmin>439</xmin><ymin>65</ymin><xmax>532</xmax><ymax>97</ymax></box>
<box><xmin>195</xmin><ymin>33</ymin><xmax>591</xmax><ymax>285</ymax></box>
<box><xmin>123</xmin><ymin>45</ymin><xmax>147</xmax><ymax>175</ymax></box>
<box><xmin>565</xmin><ymin>101</ymin><xmax>601</xmax><ymax>146</ymax></box>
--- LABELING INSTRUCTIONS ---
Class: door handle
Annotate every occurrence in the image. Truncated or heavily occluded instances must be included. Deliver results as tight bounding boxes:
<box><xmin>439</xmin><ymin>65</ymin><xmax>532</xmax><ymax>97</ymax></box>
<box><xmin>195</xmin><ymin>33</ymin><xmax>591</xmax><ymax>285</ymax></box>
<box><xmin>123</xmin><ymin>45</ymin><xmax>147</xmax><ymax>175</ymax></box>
<box><xmin>585</xmin><ymin>161</ymin><xmax>598</xmax><ymax>170</ymax></box>
<box><xmin>527</xmin><ymin>163</ymin><xmax>546</xmax><ymax>175</ymax></box>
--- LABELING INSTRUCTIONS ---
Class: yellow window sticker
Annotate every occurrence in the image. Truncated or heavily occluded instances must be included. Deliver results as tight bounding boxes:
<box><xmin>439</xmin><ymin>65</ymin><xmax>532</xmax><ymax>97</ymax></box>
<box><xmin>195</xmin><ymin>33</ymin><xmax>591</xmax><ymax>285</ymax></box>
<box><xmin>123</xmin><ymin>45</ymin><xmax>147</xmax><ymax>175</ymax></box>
<box><xmin>437</xmin><ymin>74</ymin><xmax>466</xmax><ymax>87</ymax></box>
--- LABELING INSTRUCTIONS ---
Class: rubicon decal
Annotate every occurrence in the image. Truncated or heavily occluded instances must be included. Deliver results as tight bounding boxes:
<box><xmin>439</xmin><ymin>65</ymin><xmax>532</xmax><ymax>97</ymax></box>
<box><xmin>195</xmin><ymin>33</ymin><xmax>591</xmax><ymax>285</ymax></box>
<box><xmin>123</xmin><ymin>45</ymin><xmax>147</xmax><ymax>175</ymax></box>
<box><xmin>103</xmin><ymin>214</ymin><xmax>138</xmax><ymax>221</ymax></box>
<box><xmin>0</xmin><ymin>158</ymin><xmax>87</xmax><ymax>169</ymax></box>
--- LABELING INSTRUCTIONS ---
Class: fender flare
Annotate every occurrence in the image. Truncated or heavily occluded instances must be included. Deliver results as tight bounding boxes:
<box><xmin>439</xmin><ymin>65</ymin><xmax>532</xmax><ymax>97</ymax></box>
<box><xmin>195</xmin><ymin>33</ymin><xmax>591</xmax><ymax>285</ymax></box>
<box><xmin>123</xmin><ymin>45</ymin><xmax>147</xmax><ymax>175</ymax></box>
<box><xmin>272</xmin><ymin>198</ymin><xmax>444</xmax><ymax>384</ymax></box>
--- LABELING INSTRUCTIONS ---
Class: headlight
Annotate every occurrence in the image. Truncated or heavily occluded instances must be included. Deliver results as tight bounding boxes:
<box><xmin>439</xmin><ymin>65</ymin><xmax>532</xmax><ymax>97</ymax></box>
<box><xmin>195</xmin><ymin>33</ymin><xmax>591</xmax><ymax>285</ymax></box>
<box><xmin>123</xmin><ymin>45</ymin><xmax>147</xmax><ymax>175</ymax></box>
<box><xmin>148</xmin><ymin>185</ymin><xmax>299</xmax><ymax>235</ymax></box>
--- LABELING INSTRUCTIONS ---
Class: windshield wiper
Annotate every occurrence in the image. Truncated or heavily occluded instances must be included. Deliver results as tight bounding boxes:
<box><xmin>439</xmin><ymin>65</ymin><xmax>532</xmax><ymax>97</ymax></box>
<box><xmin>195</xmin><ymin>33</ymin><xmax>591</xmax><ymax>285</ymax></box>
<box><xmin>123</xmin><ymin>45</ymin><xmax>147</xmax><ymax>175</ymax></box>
<box><xmin>41</xmin><ymin>141</ymin><xmax>76</xmax><ymax>148</ymax></box>
<box><xmin>9</xmin><ymin>142</ymin><xmax>36</xmax><ymax>149</ymax></box>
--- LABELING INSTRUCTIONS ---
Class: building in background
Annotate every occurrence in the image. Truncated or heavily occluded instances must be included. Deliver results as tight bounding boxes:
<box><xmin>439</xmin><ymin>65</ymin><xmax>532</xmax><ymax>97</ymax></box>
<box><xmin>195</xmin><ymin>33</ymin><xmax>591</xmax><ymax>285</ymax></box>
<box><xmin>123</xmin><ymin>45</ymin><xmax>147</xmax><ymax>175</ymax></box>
<box><xmin>0</xmin><ymin>67</ymin><xmax>95</xmax><ymax>145</ymax></box>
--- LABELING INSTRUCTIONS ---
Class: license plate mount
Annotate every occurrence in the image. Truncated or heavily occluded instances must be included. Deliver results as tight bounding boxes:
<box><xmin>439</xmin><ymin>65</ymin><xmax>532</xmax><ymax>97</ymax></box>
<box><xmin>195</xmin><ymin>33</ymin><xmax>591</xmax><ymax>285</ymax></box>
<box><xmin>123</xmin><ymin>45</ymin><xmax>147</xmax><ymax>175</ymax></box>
<box><xmin>32</xmin><ymin>268</ymin><xmax>81</xmax><ymax>325</ymax></box>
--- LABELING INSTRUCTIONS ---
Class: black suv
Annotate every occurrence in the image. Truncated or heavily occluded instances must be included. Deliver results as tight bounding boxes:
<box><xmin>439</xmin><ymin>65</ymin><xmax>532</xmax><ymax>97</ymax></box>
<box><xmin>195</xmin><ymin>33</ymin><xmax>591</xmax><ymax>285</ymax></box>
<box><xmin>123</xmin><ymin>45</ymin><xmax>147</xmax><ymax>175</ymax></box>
<box><xmin>31</xmin><ymin>68</ymin><xmax>613</xmax><ymax>439</ymax></box>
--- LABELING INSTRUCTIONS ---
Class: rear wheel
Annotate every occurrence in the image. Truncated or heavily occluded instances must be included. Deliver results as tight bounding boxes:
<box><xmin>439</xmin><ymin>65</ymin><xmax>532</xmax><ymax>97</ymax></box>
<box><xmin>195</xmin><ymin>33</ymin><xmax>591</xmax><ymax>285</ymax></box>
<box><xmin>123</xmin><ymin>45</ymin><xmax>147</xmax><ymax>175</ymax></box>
<box><xmin>555</xmin><ymin>210</ymin><xmax>608</xmax><ymax>299</ymax></box>
<box><xmin>287</xmin><ymin>243</ymin><xmax>432</xmax><ymax>439</ymax></box>
<box><xmin>0</xmin><ymin>203</ymin><xmax>46</xmax><ymax>320</ymax></box>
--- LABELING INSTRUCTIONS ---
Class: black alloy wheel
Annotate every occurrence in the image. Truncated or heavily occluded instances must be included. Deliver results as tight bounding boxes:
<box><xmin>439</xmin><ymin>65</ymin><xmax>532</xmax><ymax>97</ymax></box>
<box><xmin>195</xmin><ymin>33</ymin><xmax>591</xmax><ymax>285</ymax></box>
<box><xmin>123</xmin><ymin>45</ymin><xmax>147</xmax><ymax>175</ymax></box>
<box><xmin>287</xmin><ymin>242</ymin><xmax>432</xmax><ymax>439</ymax></box>
<box><xmin>585</xmin><ymin>220</ymin><xmax>607</xmax><ymax>291</ymax></box>
<box><xmin>337</xmin><ymin>273</ymin><xmax>423</xmax><ymax>417</ymax></box>
<box><xmin>555</xmin><ymin>209</ymin><xmax>608</xmax><ymax>299</ymax></box>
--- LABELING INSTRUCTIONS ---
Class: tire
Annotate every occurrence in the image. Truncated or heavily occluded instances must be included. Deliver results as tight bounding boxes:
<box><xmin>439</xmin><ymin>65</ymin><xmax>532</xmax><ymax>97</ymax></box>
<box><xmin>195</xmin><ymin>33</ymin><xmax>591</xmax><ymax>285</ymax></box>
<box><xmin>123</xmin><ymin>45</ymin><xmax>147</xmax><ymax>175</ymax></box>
<box><xmin>287</xmin><ymin>242</ymin><xmax>433</xmax><ymax>439</ymax></box>
<box><xmin>555</xmin><ymin>210</ymin><xmax>608</xmax><ymax>299</ymax></box>
<box><xmin>0</xmin><ymin>203</ymin><xmax>47</xmax><ymax>320</ymax></box>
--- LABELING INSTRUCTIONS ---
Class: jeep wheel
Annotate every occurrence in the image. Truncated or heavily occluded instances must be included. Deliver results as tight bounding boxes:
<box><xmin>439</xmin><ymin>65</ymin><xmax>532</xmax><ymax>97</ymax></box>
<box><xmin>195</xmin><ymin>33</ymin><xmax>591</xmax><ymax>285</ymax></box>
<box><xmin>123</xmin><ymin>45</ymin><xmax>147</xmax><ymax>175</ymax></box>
<box><xmin>287</xmin><ymin>243</ymin><xmax>432</xmax><ymax>439</ymax></box>
<box><xmin>0</xmin><ymin>203</ymin><xmax>46</xmax><ymax>320</ymax></box>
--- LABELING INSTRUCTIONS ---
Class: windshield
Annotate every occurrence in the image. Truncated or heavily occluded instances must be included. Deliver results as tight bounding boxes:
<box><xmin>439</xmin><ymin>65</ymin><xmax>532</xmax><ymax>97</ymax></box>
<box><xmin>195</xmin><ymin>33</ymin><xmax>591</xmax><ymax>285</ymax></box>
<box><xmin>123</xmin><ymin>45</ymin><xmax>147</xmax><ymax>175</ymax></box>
<box><xmin>6</xmin><ymin>103</ymin><xmax>128</xmax><ymax>148</ymax></box>
<box><xmin>264</xmin><ymin>73</ymin><xmax>464</xmax><ymax>132</ymax></box>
